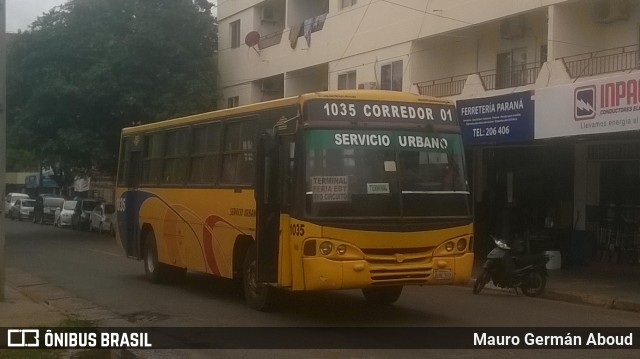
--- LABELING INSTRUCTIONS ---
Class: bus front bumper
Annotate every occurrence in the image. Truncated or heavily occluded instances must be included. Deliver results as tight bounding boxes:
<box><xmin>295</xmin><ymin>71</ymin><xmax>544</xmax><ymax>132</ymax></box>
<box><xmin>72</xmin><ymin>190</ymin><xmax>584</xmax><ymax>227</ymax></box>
<box><xmin>302</xmin><ymin>252</ymin><xmax>474</xmax><ymax>291</ymax></box>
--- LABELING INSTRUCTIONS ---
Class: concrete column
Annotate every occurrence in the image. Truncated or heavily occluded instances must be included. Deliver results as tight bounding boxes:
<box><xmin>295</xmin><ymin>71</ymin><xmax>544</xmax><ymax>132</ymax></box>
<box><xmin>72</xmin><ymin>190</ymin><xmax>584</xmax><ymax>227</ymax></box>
<box><xmin>573</xmin><ymin>142</ymin><xmax>588</xmax><ymax>231</ymax></box>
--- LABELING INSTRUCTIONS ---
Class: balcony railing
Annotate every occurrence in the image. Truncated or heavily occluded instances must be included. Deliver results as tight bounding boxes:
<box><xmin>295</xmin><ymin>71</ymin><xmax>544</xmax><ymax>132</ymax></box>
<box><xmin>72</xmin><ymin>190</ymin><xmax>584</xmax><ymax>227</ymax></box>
<box><xmin>414</xmin><ymin>62</ymin><xmax>541</xmax><ymax>98</ymax></box>
<box><xmin>480</xmin><ymin>62</ymin><xmax>541</xmax><ymax>91</ymax></box>
<box><xmin>416</xmin><ymin>75</ymin><xmax>469</xmax><ymax>97</ymax></box>
<box><xmin>562</xmin><ymin>45</ymin><xmax>640</xmax><ymax>78</ymax></box>
<box><xmin>258</xmin><ymin>30</ymin><xmax>284</xmax><ymax>50</ymax></box>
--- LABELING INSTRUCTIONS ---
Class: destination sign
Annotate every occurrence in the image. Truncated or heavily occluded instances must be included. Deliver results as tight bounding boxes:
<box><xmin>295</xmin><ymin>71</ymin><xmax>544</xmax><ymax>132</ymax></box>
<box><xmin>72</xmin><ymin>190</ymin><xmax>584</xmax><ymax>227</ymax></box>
<box><xmin>305</xmin><ymin>99</ymin><xmax>458</xmax><ymax>125</ymax></box>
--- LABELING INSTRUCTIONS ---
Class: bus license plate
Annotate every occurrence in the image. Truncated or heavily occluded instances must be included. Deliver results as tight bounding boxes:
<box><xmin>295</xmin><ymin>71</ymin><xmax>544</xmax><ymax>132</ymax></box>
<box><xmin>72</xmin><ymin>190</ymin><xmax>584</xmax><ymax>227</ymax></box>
<box><xmin>434</xmin><ymin>269</ymin><xmax>452</xmax><ymax>280</ymax></box>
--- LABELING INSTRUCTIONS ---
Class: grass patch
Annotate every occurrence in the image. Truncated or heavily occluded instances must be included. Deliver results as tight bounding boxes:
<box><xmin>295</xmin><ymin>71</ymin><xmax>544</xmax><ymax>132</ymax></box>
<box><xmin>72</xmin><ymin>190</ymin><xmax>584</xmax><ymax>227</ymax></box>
<box><xmin>0</xmin><ymin>349</ymin><xmax>111</xmax><ymax>359</ymax></box>
<box><xmin>57</xmin><ymin>315</ymin><xmax>98</xmax><ymax>328</ymax></box>
<box><xmin>0</xmin><ymin>349</ymin><xmax>66</xmax><ymax>359</ymax></box>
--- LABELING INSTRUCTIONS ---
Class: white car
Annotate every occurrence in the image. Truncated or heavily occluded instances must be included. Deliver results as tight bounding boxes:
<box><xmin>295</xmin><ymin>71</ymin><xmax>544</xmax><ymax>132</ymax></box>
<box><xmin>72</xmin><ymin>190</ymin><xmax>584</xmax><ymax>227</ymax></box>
<box><xmin>4</xmin><ymin>193</ymin><xmax>29</xmax><ymax>217</ymax></box>
<box><xmin>9</xmin><ymin>198</ymin><xmax>36</xmax><ymax>221</ymax></box>
<box><xmin>54</xmin><ymin>200</ymin><xmax>77</xmax><ymax>228</ymax></box>
<box><xmin>89</xmin><ymin>202</ymin><xmax>116</xmax><ymax>235</ymax></box>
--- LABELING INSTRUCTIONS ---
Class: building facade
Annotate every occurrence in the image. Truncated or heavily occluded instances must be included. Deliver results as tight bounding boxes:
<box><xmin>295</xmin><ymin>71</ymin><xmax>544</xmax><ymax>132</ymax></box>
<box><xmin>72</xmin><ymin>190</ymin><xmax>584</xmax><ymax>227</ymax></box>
<box><xmin>218</xmin><ymin>0</ymin><xmax>640</xmax><ymax>267</ymax></box>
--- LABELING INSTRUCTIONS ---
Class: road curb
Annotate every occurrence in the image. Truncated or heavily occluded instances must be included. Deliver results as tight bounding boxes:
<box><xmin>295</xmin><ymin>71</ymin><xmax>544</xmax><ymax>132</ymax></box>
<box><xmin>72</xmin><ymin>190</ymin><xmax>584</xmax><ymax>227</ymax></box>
<box><xmin>467</xmin><ymin>278</ymin><xmax>640</xmax><ymax>313</ymax></box>
<box><xmin>542</xmin><ymin>290</ymin><xmax>615</xmax><ymax>309</ymax></box>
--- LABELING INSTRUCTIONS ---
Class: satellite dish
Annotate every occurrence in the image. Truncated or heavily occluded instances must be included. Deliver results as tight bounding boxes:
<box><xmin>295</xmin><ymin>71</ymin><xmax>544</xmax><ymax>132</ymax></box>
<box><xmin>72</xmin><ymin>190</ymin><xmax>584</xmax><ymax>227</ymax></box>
<box><xmin>245</xmin><ymin>31</ymin><xmax>260</xmax><ymax>47</ymax></box>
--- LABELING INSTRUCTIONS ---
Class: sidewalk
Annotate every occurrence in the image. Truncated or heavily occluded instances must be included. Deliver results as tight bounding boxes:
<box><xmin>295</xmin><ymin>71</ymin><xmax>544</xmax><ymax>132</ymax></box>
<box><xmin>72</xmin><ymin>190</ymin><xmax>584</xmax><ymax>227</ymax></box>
<box><xmin>471</xmin><ymin>260</ymin><xmax>640</xmax><ymax>312</ymax></box>
<box><xmin>1</xmin><ymin>267</ymin><xmax>133</xmax><ymax>328</ymax></box>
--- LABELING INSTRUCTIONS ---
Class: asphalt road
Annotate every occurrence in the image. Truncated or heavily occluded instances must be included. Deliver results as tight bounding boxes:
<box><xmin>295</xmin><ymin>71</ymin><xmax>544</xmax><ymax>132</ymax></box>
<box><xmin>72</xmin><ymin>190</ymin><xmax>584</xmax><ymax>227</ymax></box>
<box><xmin>4</xmin><ymin>219</ymin><xmax>640</xmax><ymax>357</ymax></box>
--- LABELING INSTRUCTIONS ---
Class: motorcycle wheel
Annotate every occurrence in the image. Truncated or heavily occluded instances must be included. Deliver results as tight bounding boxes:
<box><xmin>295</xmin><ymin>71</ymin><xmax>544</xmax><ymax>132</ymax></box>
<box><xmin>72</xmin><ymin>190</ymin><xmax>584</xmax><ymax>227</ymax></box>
<box><xmin>521</xmin><ymin>271</ymin><xmax>546</xmax><ymax>297</ymax></box>
<box><xmin>473</xmin><ymin>269</ymin><xmax>491</xmax><ymax>295</ymax></box>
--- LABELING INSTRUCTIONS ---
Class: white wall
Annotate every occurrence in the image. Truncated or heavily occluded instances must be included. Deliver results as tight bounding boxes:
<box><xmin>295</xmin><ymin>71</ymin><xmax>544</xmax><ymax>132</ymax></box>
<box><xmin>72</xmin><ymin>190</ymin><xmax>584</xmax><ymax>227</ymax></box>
<box><xmin>219</xmin><ymin>0</ymin><xmax>570</xmax><ymax>98</ymax></box>
<box><xmin>327</xmin><ymin>42</ymin><xmax>413</xmax><ymax>91</ymax></box>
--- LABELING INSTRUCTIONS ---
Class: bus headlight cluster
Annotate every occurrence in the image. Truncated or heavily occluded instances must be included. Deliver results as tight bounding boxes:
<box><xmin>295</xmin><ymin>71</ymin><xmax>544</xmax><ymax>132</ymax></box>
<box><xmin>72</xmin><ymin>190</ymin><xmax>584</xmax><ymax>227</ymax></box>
<box><xmin>319</xmin><ymin>241</ymin><xmax>333</xmax><ymax>255</ymax></box>
<box><xmin>445</xmin><ymin>241</ymin><xmax>455</xmax><ymax>251</ymax></box>
<box><xmin>441</xmin><ymin>237</ymin><xmax>470</xmax><ymax>253</ymax></box>
<box><xmin>304</xmin><ymin>239</ymin><xmax>362</xmax><ymax>259</ymax></box>
<box><xmin>457</xmin><ymin>238</ymin><xmax>467</xmax><ymax>251</ymax></box>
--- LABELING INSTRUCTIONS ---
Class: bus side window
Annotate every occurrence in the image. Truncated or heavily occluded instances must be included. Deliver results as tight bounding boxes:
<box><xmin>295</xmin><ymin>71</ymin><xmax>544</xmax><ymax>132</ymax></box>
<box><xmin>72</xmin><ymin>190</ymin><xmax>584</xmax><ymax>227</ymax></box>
<box><xmin>142</xmin><ymin>132</ymin><xmax>164</xmax><ymax>185</ymax></box>
<box><xmin>117</xmin><ymin>137</ymin><xmax>128</xmax><ymax>186</ymax></box>
<box><xmin>163</xmin><ymin>128</ymin><xmax>189</xmax><ymax>184</ymax></box>
<box><xmin>222</xmin><ymin>120</ymin><xmax>257</xmax><ymax>185</ymax></box>
<box><xmin>189</xmin><ymin>122</ymin><xmax>221</xmax><ymax>185</ymax></box>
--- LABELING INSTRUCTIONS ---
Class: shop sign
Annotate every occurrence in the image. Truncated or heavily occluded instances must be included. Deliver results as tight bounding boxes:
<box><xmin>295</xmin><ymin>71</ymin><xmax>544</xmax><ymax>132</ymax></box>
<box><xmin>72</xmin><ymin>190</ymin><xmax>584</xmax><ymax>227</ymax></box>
<box><xmin>535</xmin><ymin>72</ymin><xmax>640</xmax><ymax>139</ymax></box>
<box><xmin>456</xmin><ymin>91</ymin><xmax>534</xmax><ymax>144</ymax></box>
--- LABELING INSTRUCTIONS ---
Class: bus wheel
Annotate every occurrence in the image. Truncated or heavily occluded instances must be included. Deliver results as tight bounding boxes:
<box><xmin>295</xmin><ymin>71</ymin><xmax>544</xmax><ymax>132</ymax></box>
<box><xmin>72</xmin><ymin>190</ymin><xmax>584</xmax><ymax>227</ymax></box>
<box><xmin>362</xmin><ymin>286</ymin><xmax>403</xmax><ymax>305</ymax></box>
<box><xmin>143</xmin><ymin>232</ymin><xmax>186</xmax><ymax>284</ymax></box>
<box><xmin>144</xmin><ymin>233</ymin><xmax>167</xmax><ymax>284</ymax></box>
<box><xmin>243</xmin><ymin>245</ymin><xmax>276</xmax><ymax>311</ymax></box>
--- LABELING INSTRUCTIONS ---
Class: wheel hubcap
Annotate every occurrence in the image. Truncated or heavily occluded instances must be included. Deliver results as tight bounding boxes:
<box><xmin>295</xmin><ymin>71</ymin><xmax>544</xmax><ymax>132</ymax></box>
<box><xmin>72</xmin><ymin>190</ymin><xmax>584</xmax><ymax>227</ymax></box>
<box><xmin>248</xmin><ymin>260</ymin><xmax>261</xmax><ymax>295</ymax></box>
<box><xmin>146</xmin><ymin>248</ymin><xmax>155</xmax><ymax>272</ymax></box>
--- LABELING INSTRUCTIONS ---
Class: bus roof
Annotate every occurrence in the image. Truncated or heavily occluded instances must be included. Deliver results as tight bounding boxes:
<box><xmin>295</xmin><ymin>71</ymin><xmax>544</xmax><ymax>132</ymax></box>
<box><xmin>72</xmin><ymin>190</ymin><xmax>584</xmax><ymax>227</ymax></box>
<box><xmin>121</xmin><ymin>90</ymin><xmax>452</xmax><ymax>135</ymax></box>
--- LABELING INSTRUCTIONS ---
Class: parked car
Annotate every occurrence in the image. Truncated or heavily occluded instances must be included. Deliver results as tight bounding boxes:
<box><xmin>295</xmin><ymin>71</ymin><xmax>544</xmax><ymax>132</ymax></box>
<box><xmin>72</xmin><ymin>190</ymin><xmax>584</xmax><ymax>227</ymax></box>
<box><xmin>89</xmin><ymin>202</ymin><xmax>116</xmax><ymax>235</ymax></box>
<box><xmin>4</xmin><ymin>193</ymin><xmax>29</xmax><ymax>217</ymax></box>
<box><xmin>9</xmin><ymin>198</ymin><xmax>36</xmax><ymax>221</ymax></box>
<box><xmin>33</xmin><ymin>195</ymin><xmax>65</xmax><ymax>224</ymax></box>
<box><xmin>72</xmin><ymin>198</ymin><xmax>102</xmax><ymax>230</ymax></box>
<box><xmin>54</xmin><ymin>200</ymin><xmax>77</xmax><ymax>228</ymax></box>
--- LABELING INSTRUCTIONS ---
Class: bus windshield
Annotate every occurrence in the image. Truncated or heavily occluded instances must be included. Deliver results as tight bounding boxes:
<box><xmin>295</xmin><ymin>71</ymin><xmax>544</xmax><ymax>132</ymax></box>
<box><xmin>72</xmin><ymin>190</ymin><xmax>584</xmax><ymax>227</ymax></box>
<box><xmin>305</xmin><ymin>129</ymin><xmax>470</xmax><ymax>218</ymax></box>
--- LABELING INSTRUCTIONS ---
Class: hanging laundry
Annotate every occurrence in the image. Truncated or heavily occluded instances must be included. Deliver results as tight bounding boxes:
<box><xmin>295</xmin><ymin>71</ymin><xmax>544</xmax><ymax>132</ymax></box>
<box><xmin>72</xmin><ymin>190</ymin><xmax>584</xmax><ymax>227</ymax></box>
<box><xmin>289</xmin><ymin>23</ymin><xmax>303</xmax><ymax>49</ymax></box>
<box><xmin>312</xmin><ymin>13</ymin><xmax>327</xmax><ymax>32</ymax></box>
<box><xmin>303</xmin><ymin>18</ymin><xmax>314</xmax><ymax>47</ymax></box>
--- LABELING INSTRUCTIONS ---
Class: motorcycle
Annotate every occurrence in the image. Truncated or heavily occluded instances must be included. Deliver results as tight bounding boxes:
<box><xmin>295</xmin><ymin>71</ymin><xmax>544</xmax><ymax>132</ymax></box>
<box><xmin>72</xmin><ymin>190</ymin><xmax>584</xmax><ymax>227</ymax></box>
<box><xmin>473</xmin><ymin>236</ymin><xmax>549</xmax><ymax>297</ymax></box>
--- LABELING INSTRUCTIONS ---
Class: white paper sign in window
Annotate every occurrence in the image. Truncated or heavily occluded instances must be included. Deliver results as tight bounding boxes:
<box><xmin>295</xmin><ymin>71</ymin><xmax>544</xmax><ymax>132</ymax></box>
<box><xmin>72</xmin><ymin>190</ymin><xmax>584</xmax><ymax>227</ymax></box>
<box><xmin>310</xmin><ymin>176</ymin><xmax>349</xmax><ymax>202</ymax></box>
<box><xmin>367</xmin><ymin>183</ymin><xmax>390</xmax><ymax>194</ymax></box>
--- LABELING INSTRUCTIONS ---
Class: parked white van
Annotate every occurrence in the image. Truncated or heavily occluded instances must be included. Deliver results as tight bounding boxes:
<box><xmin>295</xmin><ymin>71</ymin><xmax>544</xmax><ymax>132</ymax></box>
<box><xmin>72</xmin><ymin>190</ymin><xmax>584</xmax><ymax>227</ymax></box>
<box><xmin>4</xmin><ymin>193</ymin><xmax>30</xmax><ymax>217</ymax></box>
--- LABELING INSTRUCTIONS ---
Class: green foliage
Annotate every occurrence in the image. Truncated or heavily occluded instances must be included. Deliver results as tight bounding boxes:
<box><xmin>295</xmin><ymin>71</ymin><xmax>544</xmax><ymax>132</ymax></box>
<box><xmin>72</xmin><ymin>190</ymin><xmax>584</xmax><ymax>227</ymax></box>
<box><xmin>7</xmin><ymin>0</ymin><xmax>218</xmax><ymax>180</ymax></box>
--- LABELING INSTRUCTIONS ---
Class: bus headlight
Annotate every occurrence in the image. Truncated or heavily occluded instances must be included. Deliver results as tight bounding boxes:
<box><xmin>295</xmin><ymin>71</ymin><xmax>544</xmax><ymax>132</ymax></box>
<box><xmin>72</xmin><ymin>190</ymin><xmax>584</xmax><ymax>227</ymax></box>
<box><xmin>319</xmin><ymin>241</ymin><xmax>333</xmax><ymax>255</ymax></box>
<box><xmin>445</xmin><ymin>241</ymin><xmax>455</xmax><ymax>252</ymax></box>
<box><xmin>336</xmin><ymin>244</ymin><xmax>347</xmax><ymax>255</ymax></box>
<box><xmin>457</xmin><ymin>238</ymin><xmax>467</xmax><ymax>251</ymax></box>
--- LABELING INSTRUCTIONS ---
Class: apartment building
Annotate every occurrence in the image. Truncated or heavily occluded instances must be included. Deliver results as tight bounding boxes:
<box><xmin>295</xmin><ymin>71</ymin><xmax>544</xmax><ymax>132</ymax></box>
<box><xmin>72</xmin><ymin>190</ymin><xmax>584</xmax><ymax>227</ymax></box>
<box><xmin>218</xmin><ymin>0</ymin><xmax>640</xmax><ymax>267</ymax></box>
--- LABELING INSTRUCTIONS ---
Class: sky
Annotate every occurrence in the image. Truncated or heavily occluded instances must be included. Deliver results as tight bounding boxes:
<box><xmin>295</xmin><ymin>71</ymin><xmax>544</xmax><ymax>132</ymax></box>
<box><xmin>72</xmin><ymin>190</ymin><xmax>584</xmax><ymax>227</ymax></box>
<box><xmin>6</xmin><ymin>0</ymin><xmax>69</xmax><ymax>33</ymax></box>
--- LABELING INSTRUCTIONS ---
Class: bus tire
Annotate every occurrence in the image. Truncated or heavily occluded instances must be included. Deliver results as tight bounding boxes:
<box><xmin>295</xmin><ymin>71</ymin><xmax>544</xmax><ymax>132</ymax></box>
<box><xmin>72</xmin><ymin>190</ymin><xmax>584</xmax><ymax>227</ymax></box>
<box><xmin>143</xmin><ymin>232</ymin><xmax>186</xmax><ymax>284</ymax></box>
<box><xmin>473</xmin><ymin>269</ymin><xmax>491</xmax><ymax>295</ymax></box>
<box><xmin>243</xmin><ymin>245</ymin><xmax>276</xmax><ymax>311</ymax></box>
<box><xmin>144</xmin><ymin>232</ymin><xmax>168</xmax><ymax>284</ymax></box>
<box><xmin>362</xmin><ymin>286</ymin><xmax>403</xmax><ymax>305</ymax></box>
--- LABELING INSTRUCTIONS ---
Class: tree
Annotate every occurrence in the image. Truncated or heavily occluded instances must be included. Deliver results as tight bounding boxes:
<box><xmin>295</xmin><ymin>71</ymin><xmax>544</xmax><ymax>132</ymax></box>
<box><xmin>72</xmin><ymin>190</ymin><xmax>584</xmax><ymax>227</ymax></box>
<box><xmin>7</xmin><ymin>0</ymin><xmax>218</xmax><ymax>187</ymax></box>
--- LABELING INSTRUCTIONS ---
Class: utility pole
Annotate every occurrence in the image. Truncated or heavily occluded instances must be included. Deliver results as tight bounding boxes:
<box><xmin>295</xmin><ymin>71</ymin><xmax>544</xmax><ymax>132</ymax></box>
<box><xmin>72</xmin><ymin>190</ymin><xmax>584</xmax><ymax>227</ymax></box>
<box><xmin>0</xmin><ymin>0</ymin><xmax>7</xmax><ymax>301</ymax></box>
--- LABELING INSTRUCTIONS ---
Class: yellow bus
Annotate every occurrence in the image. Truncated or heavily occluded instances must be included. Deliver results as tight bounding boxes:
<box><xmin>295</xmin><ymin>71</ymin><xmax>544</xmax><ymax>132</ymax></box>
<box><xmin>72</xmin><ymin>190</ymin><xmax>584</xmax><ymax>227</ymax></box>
<box><xmin>115</xmin><ymin>90</ymin><xmax>473</xmax><ymax>310</ymax></box>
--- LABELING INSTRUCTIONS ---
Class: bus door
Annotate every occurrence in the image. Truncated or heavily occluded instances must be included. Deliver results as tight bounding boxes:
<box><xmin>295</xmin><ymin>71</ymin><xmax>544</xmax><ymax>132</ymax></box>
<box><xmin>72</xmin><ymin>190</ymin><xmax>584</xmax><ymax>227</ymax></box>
<box><xmin>255</xmin><ymin>132</ymin><xmax>281</xmax><ymax>283</ymax></box>
<box><xmin>124</xmin><ymin>150</ymin><xmax>142</xmax><ymax>259</ymax></box>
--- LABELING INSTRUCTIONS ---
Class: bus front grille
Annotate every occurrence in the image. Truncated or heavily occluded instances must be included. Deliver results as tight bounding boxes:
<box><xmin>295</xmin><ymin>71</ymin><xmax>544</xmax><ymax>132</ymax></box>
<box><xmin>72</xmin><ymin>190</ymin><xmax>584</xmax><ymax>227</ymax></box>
<box><xmin>361</xmin><ymin>247</ymin><xmax>434</xmax><ymax>284</ymax></box>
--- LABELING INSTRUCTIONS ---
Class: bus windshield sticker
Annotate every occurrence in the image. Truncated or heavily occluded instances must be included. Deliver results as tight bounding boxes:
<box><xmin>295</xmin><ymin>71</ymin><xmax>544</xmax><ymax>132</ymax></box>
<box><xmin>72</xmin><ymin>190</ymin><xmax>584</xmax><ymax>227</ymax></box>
<box><xmin>427</xmin><ymin>152</ymin><xmax>448</xmax><ymax>165</ymax></box>
<box><xmin>310</xmin><ymin>176</ymin><xmax>349</xmax><ymax>202</ymax></box>
<box><xmin>367</xmin><ymin>183</ymin><xmax>390</xmax><ymax>194</ymax></box>
<box><xmin>384</xmin><ymin>161</ymin><xmax>397</xmax><ymax>172</ymax></box>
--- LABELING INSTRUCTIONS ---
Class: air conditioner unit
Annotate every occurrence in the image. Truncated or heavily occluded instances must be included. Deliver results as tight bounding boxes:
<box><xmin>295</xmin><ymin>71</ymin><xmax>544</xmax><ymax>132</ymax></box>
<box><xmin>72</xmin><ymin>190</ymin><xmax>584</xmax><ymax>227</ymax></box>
<box><xmin>261</xmin><ymin>7</ymin><xmax>276</xmax><ymax>22</ymax></box>
<box><xmin>500</xmin><ymin>17</ymin><xmax>526</xmax><ymax>40</ymax></box>
<box><xmin>358</xmin><ymin>82</ymin><xmax>378</xmax><ymax>90</ymax></box>
<box><xmin>591</xmin><ymin>0</ymin><xmax>630</xmax><ymax>23</ymax></box>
